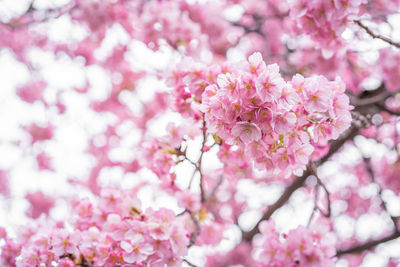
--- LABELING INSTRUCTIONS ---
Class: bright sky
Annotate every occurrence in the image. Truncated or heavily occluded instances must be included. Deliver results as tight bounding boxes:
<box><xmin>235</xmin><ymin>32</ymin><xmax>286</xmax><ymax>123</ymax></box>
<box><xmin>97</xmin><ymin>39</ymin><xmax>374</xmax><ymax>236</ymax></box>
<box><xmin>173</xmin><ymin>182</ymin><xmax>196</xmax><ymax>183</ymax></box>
<box><xmin>0</xmin><ymin>1</ymin><xmax>399</xmax><ymax>266</ymax></box>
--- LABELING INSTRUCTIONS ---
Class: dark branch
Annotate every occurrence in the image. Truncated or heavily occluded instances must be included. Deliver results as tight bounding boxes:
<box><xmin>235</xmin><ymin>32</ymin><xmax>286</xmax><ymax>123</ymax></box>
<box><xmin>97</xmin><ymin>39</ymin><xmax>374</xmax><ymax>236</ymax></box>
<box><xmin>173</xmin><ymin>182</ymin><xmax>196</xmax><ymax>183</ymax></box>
<box><xmin>350</xmin><ymin>86</ymin><xmax>391</xmax><ymax>107</ymax></box>
<box><xmin>355</xmin><ymin>20</ymin><xmax>400</xmax><ymax>48</ymax></box>
<box><xmin>187</xmin><ymin>210</ymin><xmax>201</xmax><ymax>248</ymax></box>
<box><xmin>199</xmin><ymin>116</ymin><xmax>207</xmax><ymax>203</ymax></box>
<box><xmin>183</xmin><ymin>258</ymin><xmax>198</xmax><ymax>267</ymax></box>
<box><xmin>242</xmin><ymin>126</ymin><xmax>359</xmax><ymax>241</ymax></box>
<box><xmin>242</xmin><ymin>169</ymin><xmax>310</xmax><ymax>241</ymax></box>
<box><xmin>309</xmin><ymin>162</ymin><xmax>331</xmax><ymax>218</ymax></box>
<box><xmin>231</xmin><ymin>21</ymin><xmax>265</xmax><ymax>37</ymax></box>
<box><xmin>336</xmin><ymin>231</ymin><xmax>400</xmax><ymax>256</ymax></box>
<box><xmin>363</xmin><ymin>157</ymin><xmax>399</xmax><ymax>232</ymax></box>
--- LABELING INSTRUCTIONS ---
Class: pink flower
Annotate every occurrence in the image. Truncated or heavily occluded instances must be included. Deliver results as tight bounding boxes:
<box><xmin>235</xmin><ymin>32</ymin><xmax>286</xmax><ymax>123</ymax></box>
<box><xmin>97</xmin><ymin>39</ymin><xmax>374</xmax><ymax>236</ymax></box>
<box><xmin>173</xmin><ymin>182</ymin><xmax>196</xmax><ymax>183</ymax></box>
<box><xmin>247</xmin><ymin>52</ymin><xmax>267</xmax><ymax>75</ymax></box>
<box><xmin>197</xmin><ymin>223</ymin><xmax>224</xmax><ymax>246</ymax></box>
<box><xmin>292</xmin><ymin>143</ymin><xmax>314</xmax><ymax>165</ymax></box>
<box><xmin>51</xmin><ymin>230</ymin><xmax>80</xmax><ymax>257</ymax></box>
<box><xmin>25</xmin><ymin>123</ymin><xmax>54</xmax><ymax>144</ymax></box>
<box><xmin>36</xmin><ymin>152</ymin><xmax>53</xmax><ymax>171</ymax></box>
<box><xmin>231</xmin><ymin>121</ymin><xmax>262</xmax><ymax>145</ymax></box>
<box><xmin>16</xmin><ymin>80</ymin><xmax>46</xmax><ymax>104</ymax></box>
<box><xmin>274</xmin><ymin>112</ymin><xmax>297</xmax><ymax>134</ymax></box>
<box><xmin>304</xmin><ymin>76</ymin><xmax>332</xmax><ymax>113</ymax></box>
<box><xmin>121</xmin><ymin>238</ymin><xmax>154</xmax><ymax>264</ymax></box>
<box><xmin>255</xmin><ymin>64</ymin><xmax>284</xmax><ymax>102</ymax></box>
<box><xmin>178</xmin><ymin>190</ymin><xmax>201</xmax><ymax>211</ymax></box>
<box><xmin>25</xmin><ymin>191</ymin><xmax>55</xmax><ymax>219</ymax></box>
<box><xmin>217</xmin><ymin>73</ymin><xmax>239</xmax><ymax>97</ymax></box>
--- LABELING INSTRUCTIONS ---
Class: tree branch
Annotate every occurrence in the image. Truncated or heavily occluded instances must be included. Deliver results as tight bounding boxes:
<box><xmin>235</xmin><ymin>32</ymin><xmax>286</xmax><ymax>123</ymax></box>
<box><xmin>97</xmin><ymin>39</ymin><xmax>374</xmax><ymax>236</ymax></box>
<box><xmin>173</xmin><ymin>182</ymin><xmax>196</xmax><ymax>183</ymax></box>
<box><xmin>242</xmin><ymin>126</ymin><xmax>359</xmax><ymax>241</ymax></box>
<box><xmin>242</xmin><ymin>168</ymin><xmax>310</xmax><ymax>241</ymax></box>
<box><xmin>350</xmin><ymin>86</ymin><xmax>392</xmax><ymax>107</ymax></box>
<box><xmin>183</xmin><ymin>258</ymin><xmax>198</xmax><ymax>267</ymax></box>
<box><xmin>309</xmin><ymin>162</ymin><xmax>331</xmax><ymax>219</ymax></box>
<box><xmin>363</xmin><ymin>157</ymin><xmax>399</xmax><ymax>232</ymax></box>
<box><xmin>185</xmin><ymin>210</ymin><xmax>201</xmax><ymax>248</ymax></box>
<box><xmin>206</xmin><ymin>175</ymin><xmax>223</xmax><ymax>201</ymax></box>
<box><xmin>336</xmin><ymin>231</ymin><xmax>400</xmax><ymax>256</ymax></box>
<box><xmin>199</xmin><ymin>116</ymin><xmax>207</xmax><ymax>203</ymax></box>
<box><xmin>355</xmin><ymin>20</ymin><xmax>400</xmax><ymax>48</ymax></box>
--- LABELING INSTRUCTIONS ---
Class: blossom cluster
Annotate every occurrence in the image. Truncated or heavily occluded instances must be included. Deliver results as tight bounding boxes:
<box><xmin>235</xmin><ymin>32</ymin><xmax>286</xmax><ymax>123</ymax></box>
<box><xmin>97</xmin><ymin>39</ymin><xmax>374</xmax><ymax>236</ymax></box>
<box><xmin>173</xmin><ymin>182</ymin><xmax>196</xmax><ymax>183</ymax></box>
<box><xmin>138</xmin><ymin>1</ymin><xmax>205</xmax><ymax>53</ymax></box>
<box><xmin>379</xmin><ymin>48</ymin><xmax>400</xmax><ymax>92</ymax></box>
<box><xmin>253</xmin><ymin>221</ymin><xmax>336</xmax><ymax>266</ymax></box>
<box><xmin>373</xmin><ymin>155</ymin><xmax>400</xmax><ymax>194</ymax></box>
<box><xmin>139</xmin><ymin>121</ymin><xmax>200</xmax><ymax>183</ymax></box>
<box><xmin>192</xmin><ymin>53</ymin><xmax>351</xmax><ymax>176</ymax></box>
<box><xmin>288</xmin><ymin>0</ymin><xmax>364</xmax><ymax>50</ymax></box>
<box><xmin>0</xmin><ymin>189</ymin><xmax>189</xmax><ymax>267</ymax></box>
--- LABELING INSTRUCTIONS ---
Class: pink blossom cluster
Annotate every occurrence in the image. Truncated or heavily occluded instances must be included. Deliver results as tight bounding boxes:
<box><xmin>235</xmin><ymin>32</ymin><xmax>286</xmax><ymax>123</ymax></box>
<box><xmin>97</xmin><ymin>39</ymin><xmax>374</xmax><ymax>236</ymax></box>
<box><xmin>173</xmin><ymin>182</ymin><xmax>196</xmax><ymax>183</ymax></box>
<box><xmin>198</xmin><ymin>52</ymin><xmax>351</xmax><ymax>176</ymax></box>
<box><xmin>288</xmin><ymin>0</ymin><xmax>365</xmax><ymax>50</ymax></box>
<box><xmin>206</xmin><ymin>242</ymin><xmax>256</xmax><ymax>266</ymax></box>
<box><xmin>70</xmin><ymin>0</ymin><xmax>135</xmax><ymax>38</ymax></box>
<box><xmin>138</xmin><ymin>1</ymin><xmax>205</xmax><ymax>53</ymax></box>
<box><xmin>24</xmin><ymin>123</ymin><xmax>54</xmax><ymax>144</ymax></box>
<box><xmin>364</xmin><ymin>0</ymin><xmax>400</xmax><ymax>18</ymax></box>
<box><xmin>25</xmin><ymin>191</ymin><xmax>55</xmax><ymax>219</ymax></box>
<box><xmin>182</xmin><ymin>2</ymin><xmax>242</xmax><ymax>56</ymax></box>
<box><xmin>254</xmin><ymin>221</ymin><xmax>336</xmax><ymax>266</ymax></box>
<box><xmin>16</xmin><ymin>80</ymin><xmax>47</xmax><ymax>104</ymax></box>
<box><xmin>167</xmin><ymin>57</ymin><xmax>211</xmax><ymax>118</ymax></box>
<box><xmin>0</xmin><ymin>188</ymin><xmax>189</xmax><ymax>267</ymax></box>
<box><xmin>373</xmin><ymin>155</ymin><xmax>400</xmax><ymax>194</ymax></box>
<box><xmin>140</xmin><ymin>121</ymin><xmax>200</xmax><ymax>182</ymax></box>
<box><xmin>379</xmin><ymin>48</ymin><xmax>400</xmax><ymax>92</ymax></box>
<box><xmin>288</xmin><ymin>48</ymin><xmax>372</xmax><ymax>94</ymax></box>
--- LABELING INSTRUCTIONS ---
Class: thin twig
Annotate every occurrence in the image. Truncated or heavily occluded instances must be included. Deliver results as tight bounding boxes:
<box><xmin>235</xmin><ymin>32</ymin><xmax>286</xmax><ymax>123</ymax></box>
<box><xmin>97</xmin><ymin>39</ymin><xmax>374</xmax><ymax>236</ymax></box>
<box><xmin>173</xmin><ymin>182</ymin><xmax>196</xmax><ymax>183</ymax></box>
<box><xmin>187</xmin><ymin>210</ymin><xmax>201</xmax><ymax>247</ymax></box>
<box><xmin>231</xmin><ymin>21</ymin><xmax>265</xmax><ymax>37</ymax></box>
<box><xmin>2</xmin><ymin>1</ymin><xmax>76</xmax><ymax>29</ymax></box>
<box><xmin>309</xmin><ymin>163</ymin><xmax>331</xmax><ymax>218</ymax></box>
<box><xmin>315</xmin><ymin>177</ymin><xmax>331</xmax><ymax>217</ymax></box>
<box><xmin>183</xmin><ymin>258</ymin><xmax>198</xmax><ymax>267</ymax></box>
<box><xmin>307</xmin><ymin>182</ymin><xmax>319</xmax><ymax>227</ymax></box>
<box><xmin>355</xmin><ymin>20</ymin><xmax>400</xmax><ymax>48</ymax></box>
<box><xmin>307</xmin><ymin>165</ymin><xmax>332</xmax><ymax>225</ymax></box>
<box><xmin>206</xmin><ymin>175</ymin><xmax>223</xmax><ymax>201</ymax></box>
<box><xmin>363</xmin><ymin>157</ymin><xmax>399</xmax><ymax>232</ymax></box>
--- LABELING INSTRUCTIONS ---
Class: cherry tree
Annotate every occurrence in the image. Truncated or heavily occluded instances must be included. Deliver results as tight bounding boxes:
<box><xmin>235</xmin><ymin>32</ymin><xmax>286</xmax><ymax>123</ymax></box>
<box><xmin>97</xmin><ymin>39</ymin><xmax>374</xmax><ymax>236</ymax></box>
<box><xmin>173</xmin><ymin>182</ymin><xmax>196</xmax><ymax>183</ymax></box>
<box><xmin>0</xmin><ymin>0</ymin><xmax>400</xmax><ymax>266</ymax></box>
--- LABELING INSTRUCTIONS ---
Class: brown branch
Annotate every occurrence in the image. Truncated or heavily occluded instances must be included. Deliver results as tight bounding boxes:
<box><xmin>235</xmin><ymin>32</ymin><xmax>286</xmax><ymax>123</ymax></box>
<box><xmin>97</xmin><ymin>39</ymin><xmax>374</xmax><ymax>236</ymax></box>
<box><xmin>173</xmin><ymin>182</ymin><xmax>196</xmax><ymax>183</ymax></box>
<box><xmin>2</xmin><ymin>2</ymin><xmax>76</xmax><ymax>29</ymax></box>
<box><xmin>336</xmin><ymin>231</ymin><xmax>400</xmax><ymax>256</ymax></box>
<box><xmin>206</xmin><ymin>175</ymin><xmax>223</xmax><ymax>201</ymax></box>
<box><xmin>242</xmin><ymin>126</ymin><xmax>359</xmax><ymax>241</ymax></box>
<box><xmin>198</xmin><ymin>116</ymin><xmax>207</xmax><ymax>203</ymax></box>
<box><xmin>350</xmin><ymin>87</ymin><xmax>392</xmax><ymax>107</ymax></box>
<box><xmin>231</xmin><ymin>21</ymin><xmax>265</xmax><ymax>37</ymax></box>
<box><xmin>307</xmin><ymin>182</ymin><xmax>320</xmax><ymax>226</ymax></box>
<box><xmin>336</xmin><ymin>148</ymin><xmax>400</xmax><ymax>257</ymax></box>
<box><xmin>363</xmin><ymin>157</ymin><xmax>399</xmax><ymax>232</ymax></box>
<box><xmin>242</xmin><ymin>170</ymin><xmax>310</xmax><ymax>241</ymax></box>
<box><xmin>375</xmin><ymin>103</ymin><xmax>400</xmax><ymax>116</ymax></box>
<box><xmin>355</xmin><ymin>20</ymin><xmax>400</xmax><ymax>48</ymax></box>
<box><xmin>183</xmin><ymin>258</ymin><xmax>198</xmax><ymax>267</ymax></box>
<box><xmin>316</xmin><ymin>177</ymin><xmax>331</xmax><ymax>217</ymax></box>
<box><xmin>180</xmin><ymin>209</ymin><xmax>201</xmax><ymax>248</ymax></box>
<box><xmin>309</xmin><ymin>163</ymin><xmax>331</xmax><ymax>219</ymax></box>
